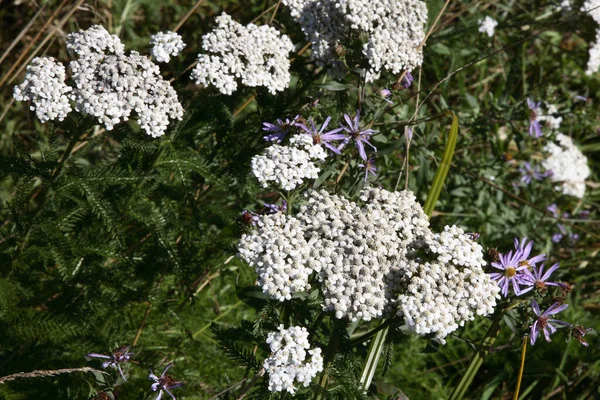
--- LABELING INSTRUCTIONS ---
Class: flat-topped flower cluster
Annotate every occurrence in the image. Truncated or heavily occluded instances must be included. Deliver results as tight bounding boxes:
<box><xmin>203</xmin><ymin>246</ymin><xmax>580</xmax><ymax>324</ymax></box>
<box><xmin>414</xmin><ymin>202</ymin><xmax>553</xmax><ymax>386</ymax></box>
<box><xmin>238</xmin><ymin>187</ymin><xmax>500</xmax><ymax>343</ymax></box>
<box><xmin>191</xmin><ymin>13</ymin><xmax>294</xmax><ymax>95</ymax></box>
<box><xmin>263</xmin><ymin>325</ymin><xmax>323</xmax><ymax>394</ymax></box>
<box><xmin>14</xmin><ymin>25</ymin><xmax>183</xmax><ymax>137</ymax></box>
<box><xmin>542</xmin><ymin>133</ymin><xmax>590</xmax><ymax>198</ymax></box>
<box><xmin>282</xmin><ymin>0</ymin><xmax>428</xmax><ymax>81</ymax></box>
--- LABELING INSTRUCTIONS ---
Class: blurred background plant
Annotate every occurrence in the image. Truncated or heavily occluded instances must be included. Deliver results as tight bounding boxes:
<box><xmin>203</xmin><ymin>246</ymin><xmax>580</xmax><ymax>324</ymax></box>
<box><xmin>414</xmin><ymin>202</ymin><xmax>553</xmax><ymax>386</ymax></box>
<box><xmin>0</xmin><ymin>0</ymin><xmax>599</xmax><ymax>399</ymax></box>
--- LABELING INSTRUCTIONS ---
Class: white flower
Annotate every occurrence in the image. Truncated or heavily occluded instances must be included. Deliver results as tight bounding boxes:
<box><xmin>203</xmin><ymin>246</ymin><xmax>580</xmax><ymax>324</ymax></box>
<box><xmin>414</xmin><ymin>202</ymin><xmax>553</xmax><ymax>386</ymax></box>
<box><xmin>150</xmin><ymin>31</ymin><xmax>186</xmax><ymax>63</ymax></box>
<box><xmin>478</xmin><ymin>16</ymin><xmax>498</xmax><ymax>38</ymax></box>
<box><xmin>191</xmin><ymin>13</ymin><xmax>294</xmax><ymax>95</ymax></box>
<box><xmin>582</xmin><ymin>0</ymin><xmax>600</xmax><ymax>24</ymax></box>
<box><xmin>282</xmin><ymin>0</ymin><xmax>428</xmax><ymax>82</ymax></box>
<box><xmin>398</xmin><ymin>226</ymin><xmax>500</xmax><ymax>343</ymax></box>
<box><xmin>251</xmin><ymin>134</ymin><xmax>327</xmax><ymax>191</ymax></box>
<box><xmin>13</xmin><ymin>57</ymin><xmax>72</xmax><ymax>123</ymax></box>
<box><xmin>67</xmin><ymin>25</ymin><xmax>183</xmax><ymax>137</ymax></box>
<box><xmin>66</xmin><ymin>25</ymin><xmax>124</xmax><ymax>57</ymax></box>
<box><xmin>537</xmin><ymin>103</ymin><xmax>562</xmax><ymax>130</ymax></box>
<box><xmin>264</xmin><ymin>325</ymin><xmax>323</xmax><ymax>394</ymax></box>
<box><xmin>238</xmin><ymin>213</ymin><xmax>314</xmax><ymax>301</ymax></box>
<box><xmin>586</xmin><ymin>30</ymin><xmax>600</xmax><ymax>75</ymax></box>
<box><xmin>542</xmin><ymin>133</ymin><xmax>590</xmax><ymax>198</ymax></box>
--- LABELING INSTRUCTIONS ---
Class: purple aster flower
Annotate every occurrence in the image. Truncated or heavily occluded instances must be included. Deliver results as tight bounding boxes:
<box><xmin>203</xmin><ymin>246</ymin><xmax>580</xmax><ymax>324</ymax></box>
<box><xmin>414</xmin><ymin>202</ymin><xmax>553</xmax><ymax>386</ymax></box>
<box><xmin>527</xmin><ymin>98</ymin><xmax>543</xmax><ymax>138</ymax></box>
<box><xmin>574</xmin><ymin>95</ymin><xmax>591</xmax><ymax>104</ymax></box>
<box><xmin>514</xmin><ymin>237</ymin><xmax>546</xmax><ymax>269</ymax></box>
<box><xmin>489</xmin><ymin>249</ymin><xmax>532</xmax><ymax>297</ymax></box>
<box><xmin>358</xmin><ymin>157</ymin><xmax>377</xmax><ymax>182</ymax></box>
<box><xmin>522</xmin><ymin>262</ymin><xmax>563</xmax><ymax>291</ymax></box>
<box><xmin>262</xmin><ymin>115</ymin><xmax>300</xmax><ymax>143</ymax></box>
<box><xmin>87</xmin><ymin>346</ymin><xmax>133</xmax><ymax>381</ymax></box>
<box><xmin>379</xmin><ymin>88</ymin><xmax>393</xmax><ymax>104</ymax></box>
<box><xmin>552</xmin><ymin>233</ymin><xmax>563</xmax><ymax>243</ymax></box>
<box><xmin>264</xmin><ymin>200</ymin><xmax>287</xmax><ymax>214</ymax></box>
<box><xmin>401</xmin><ymin>71</ymin><xmax>414</xmax><ymax>88</ymax></box>
<box><xmin>569</xmin><ymin>233</ymin><xmax>580</xmax><ymax>242</ymax></box>
<box><xmin>547</xmin><ymin>204</ymin><xmax>560</xmax><ymax>218</ymax></box>
<box><xmin>339</xmin><ymin>110</ymin><xmax>378</xmax><ymax>160</ymax></box>
<box><xmin>530</xmin><ymin>300</ymin><xmax>569</xmax><ymax>345</ymax></box>
<box><xmin>519</xmin><ymin>162</ymin><xmax>547</xmax><ymax>185</ymax></box>
<box><xmin>149</xmin><ymin>363</ymin><xmax>183</xmax><ymax>400</ymax></box>
<box><xmin>297</xmin><ymin>116</ymin><xmax>346</xmax><ymax>154</ymax></box>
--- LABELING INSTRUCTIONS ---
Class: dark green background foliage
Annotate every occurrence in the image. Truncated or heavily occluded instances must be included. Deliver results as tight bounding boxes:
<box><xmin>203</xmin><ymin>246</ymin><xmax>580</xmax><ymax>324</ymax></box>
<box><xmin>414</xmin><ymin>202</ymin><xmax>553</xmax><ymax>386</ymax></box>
<box><xmin>0</xmin><ymin>0</ymin><xmax>599</xmax><ymax>399</ymax></box>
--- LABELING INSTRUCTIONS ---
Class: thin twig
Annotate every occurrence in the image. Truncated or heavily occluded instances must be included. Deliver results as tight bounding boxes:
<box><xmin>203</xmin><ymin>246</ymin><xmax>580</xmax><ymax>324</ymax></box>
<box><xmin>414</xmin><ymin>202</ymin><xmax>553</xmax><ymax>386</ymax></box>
<box><xmin>0</xmin><ymin>367</ymin><xmax>104</xmax><ymax>384</ymax></box>
<box><xmin>173</xmin><ymin>0</ymin><xmax>206</xmax><ymax>32</ymax></box>
<box><xmin>0</xmin><ymin>6</ymin><xmax>46</xmax><ymax>66</ymax></box>
<box><xmin>513</xmin><ymin>336</ymin><xmax>528</xmax><ymax>400</ymax></box>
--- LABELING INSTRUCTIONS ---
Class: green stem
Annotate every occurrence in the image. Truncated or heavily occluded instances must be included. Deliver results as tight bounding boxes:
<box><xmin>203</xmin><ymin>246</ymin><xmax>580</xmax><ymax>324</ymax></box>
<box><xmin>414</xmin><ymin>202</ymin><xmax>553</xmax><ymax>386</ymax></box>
<box><xmin>359</xmin><ymin>324</ymin><xmax>388</xmax><ymax>391</ymax></box>
<box><xmin>350</xmin><ymin>318</ymin><xmax>394</xmax><ymax>346</ymax></box>
<box><xmin>448</xmin><ymin>313</ymin><xmax>502</xmax><ymax>400</ymax></box>
<box><xmin>314</xmin><ymin>324</ymin><xmax>340</xmax><ymax>400</ymax></box>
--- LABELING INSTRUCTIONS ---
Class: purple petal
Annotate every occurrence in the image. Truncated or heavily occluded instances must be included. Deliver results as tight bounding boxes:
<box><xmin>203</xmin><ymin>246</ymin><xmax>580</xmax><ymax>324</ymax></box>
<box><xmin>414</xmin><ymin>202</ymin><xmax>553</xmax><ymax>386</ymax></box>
<box><xmin>161</xmin><ymin>363</ymin><xmax>174</xmax><ymax>378</ymax></box>
<box><xmin>320</xmin><ymin>116</ymin><xmax>332</xmax><ymax>133</ymax></box>
<box><xmin>544</xmin><ymin>303</ymin><xmax>568</xmax><ymax>316</ymax></box>
<box><xmin>543</xmin><ymin>326</ymin><xmax>552</xmax><ymax>342</ymax></box>
<box><xmin>530</xmin><ymin>321</ymin><xmax>539</xmax><ymax>345</ymax></box>
<box><xmin>149</xmin><ymin>371</ymin><xmax>159</xmax><ymax>382</ymax></box>
<box><xmin>164</xmin><ymin>388</ymin><xmax>177</xmax><ymax>400</ymax></box>
<box><xmin>531</xmin><ymin>300</ymin><xmax>541</xmax><ymax>316</ymax></box>
<box><xmin>156</xmin><ymin>391</ymin><xmax>164</xmax><ymax>400</ymax></box>
<box><xmin>541</xmin><ymin>263</ymin><xmax>560</xmax><ymax>281</ymax></box>
<box><xmin>356</xmin><ymin>140</ymin><xmax>367</xmax><ymax>161</ymax></box>
<box><xmin>87</xmin><ymin>353</ymin><xmax>111</xmax><ymax>359</ymax></box>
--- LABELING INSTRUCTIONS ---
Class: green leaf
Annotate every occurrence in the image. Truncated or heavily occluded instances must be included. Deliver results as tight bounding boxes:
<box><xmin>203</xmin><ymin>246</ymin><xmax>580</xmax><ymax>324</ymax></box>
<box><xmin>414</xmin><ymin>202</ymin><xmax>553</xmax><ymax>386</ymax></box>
<box><xmin>423</xmin><ymin>112</ymin><xmax>459</xmax><ymax>218</ymax></box>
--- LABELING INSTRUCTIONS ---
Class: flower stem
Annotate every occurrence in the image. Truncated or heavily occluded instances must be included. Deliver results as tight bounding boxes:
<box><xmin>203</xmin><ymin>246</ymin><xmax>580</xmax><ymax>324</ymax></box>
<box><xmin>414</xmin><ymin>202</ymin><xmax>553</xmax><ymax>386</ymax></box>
<box><xmin>448</xmin><ymin>313</ymin><xmax>502</xmax><ymax>400</ymax></box>
<box><xmin>513</xmin><ymin>336</ymin><xmax>528</xmax><ymax>400</ymax></box>
<box><xmin>359</xmin><ymin>324</ymin><xmax>388</xmax><ymax>390</ymax></box>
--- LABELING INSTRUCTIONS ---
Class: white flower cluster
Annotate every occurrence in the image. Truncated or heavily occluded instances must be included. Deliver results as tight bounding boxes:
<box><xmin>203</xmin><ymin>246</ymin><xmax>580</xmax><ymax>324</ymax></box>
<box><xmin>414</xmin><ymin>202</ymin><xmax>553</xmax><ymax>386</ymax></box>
<box><xmin>398</xmin><ymin>226</ymin><xmax>500</xmax><ymax>343</ymax></box>
<box><xmin>282</xmin><ymin>0</ymin><xmax>428</xmax><ymax>82</ymax></box>
<box><xmin>583</xmin><ymin>1</ymin><xmax>600</xmax><ymax>75</ymax></box>
<box><xmin>537</xmin><ymin>103</ymin><xmax>562</xmax><ymax>130</ymax></box>
<box><xmin>264</xmin><ymin>325</ymin><xmax>323</xmax><ymax>394</ymax></box>
<box><xmin>478</xmin><ymin>16</ymin><xmax>498</xmax><ymax>38</ymax></box>
<box><xmin>67</xmin><ymin>25</ymin><xmax>183</xmax><ymax>137</ymax></box>
<box><xmin>238</xmin><ymin>213</ymin><xmax>314</xmax><ymax>301</ymax></box>
<box><xmin>586</xmin><ymin>30</ymin><xmax>600</xmax><ymax>76</ymax></box>
<box><xmin>542</xmin><ymin>133</ymin><xmax>590</xmax><ymax>198</ymax></box>
<box><xmin>13</xmin><ymin>57</ymin><xmax>72</xmax><ymax>122</ymax></box>
<box><xmin>251</xmin><ymin>134</ymin><xmax>327</xmax><ymax>191</ymax></box>
<box><xmin>297</xmin><ymin>189</ymin><xmax>432</xmax><ymax>321</ymax></box>
<box><xmin>239</xmin><ymin>188</ymin><xmax>499</xmax><ymax>340</ymax></box>
<box><xmin>282</xmin><ymin>0</ymin><xmax>347</xmax><ymax>64</ymax></box>
<box><xmin>191</xmin><ymin>13</ymin><xmax>294</xmax><ymax>95</ymax></box>
<box><xmin>150</xmin><ymin>31</ymin><xmax>186</xmax><ymax>63</ymax></box>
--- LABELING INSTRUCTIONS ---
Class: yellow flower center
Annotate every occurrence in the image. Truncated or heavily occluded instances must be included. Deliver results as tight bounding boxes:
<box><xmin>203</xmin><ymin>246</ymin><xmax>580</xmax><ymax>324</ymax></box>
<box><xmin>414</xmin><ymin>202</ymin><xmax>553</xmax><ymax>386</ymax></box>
<box><xmin>505</xmin><ymin>267</ymin><xmax>516</xmax><ymax>278</ymax></box>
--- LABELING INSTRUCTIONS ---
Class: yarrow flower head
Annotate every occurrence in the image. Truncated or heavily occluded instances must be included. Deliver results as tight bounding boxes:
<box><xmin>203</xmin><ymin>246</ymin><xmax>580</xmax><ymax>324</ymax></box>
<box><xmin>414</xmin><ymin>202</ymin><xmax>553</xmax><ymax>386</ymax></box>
<box><xmin>541</xmin><ymin>133</ymin><xmax>590</xmax><ymax>198</ymax></box>
<box><xmin>251</xmin><ymin>134</ymin><xmax>327</xmax><ymax>191</ymax></box>
<box><xmin>66</xmin><ymin>25</ymin><xmax>183</xmax><ymax>137</ymax></box>
<box><xmin>240</xmin><ymin>188</ymin><xmax>499</xmax><ymax>342</ymax></box>
<box><xmin>339</xmin><ymin>110</ymin><xmax>377</xmax><ymax>160</ymax></box>
<box><xmin>148</xmin><ymin>363</ymin><xmax>183</xmax><ymax>400</ymax></box>
<box><xmin>263</xmin><ymin>115</ymin><xmax>300</xmax><ymax>143</ymax></box>
<box><xmin>530</xmin><ymin>300</ymin><xmax>569</xmax><ymax>345</ymax></box>
<box><xmin>150</xmin><ymin>31</ymin><xmax>186</xmax><ymax>63</ymax></box>
<box><xmin>87</xmin><ymin>346</ymin><xmax>133</xmax><ymax>381</ymax></box>
<box><xmin>478</xmin><ymin>16</ymin><xmax>498</xmax><ymax>37</ymax></box>
<box><xmin>527</xmin><ymin>98</ymin><xmax>543</xmax><ymax>137</ymax></box>
<box><xmin>191</xmin><ymin>13</ymin><xmax>294</xmax><ymax>95</ymax></box>
<box><xmin>13</xmin><ymin>57</ymin><xmax>73</xmax><ymax>123</ymax></box>
<box><xmin>282</xmin><ymin>0</ymin><xmax>428</xmax><ymax>82</ymax></box>
<box><xmin>263</xmin><ymin>325</ymin><xmax>323</xmax><ymax>394</ymax></box>
<box><xmin>297</xmin><ymin>116</ymin><xmax>346</xmax><ymax>154</ymax></box>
